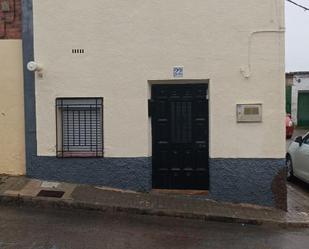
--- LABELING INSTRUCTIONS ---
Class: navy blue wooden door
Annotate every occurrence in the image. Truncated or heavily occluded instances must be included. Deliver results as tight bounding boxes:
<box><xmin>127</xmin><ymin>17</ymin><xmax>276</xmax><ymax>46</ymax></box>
<box><xmin>151</xmin><ymin>84</ymin><xmax>209</xmax><ymax>190</ymax></box>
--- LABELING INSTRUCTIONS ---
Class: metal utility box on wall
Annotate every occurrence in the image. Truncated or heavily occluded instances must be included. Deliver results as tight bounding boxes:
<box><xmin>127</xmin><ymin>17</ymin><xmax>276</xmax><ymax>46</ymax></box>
<box><xmin>237</xmin><ymin>104</ymin><xmax>262</xmax><ymax>123</ymax></box>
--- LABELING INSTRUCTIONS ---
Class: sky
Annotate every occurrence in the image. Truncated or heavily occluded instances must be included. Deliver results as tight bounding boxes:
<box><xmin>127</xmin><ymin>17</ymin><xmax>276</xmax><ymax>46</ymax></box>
<box><xmin>286</xmin><ymin>0</ymin><xmax>309</xmax><ymax>72</ymax></box>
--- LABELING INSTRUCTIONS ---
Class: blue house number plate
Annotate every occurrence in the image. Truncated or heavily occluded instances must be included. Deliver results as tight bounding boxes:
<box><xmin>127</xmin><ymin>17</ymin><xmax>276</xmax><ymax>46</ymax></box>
<box><xmin>173</xmin><ymin>66</ymin><xmax>184</xmax><ymax>78</ymax></box>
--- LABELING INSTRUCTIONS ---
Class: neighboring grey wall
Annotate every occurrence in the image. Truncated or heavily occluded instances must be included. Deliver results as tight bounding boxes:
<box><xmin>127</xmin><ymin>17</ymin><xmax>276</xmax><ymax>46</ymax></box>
<box><xmin>28</xmin><ymin>157</ymin><xmax>152</xmax><ymax>192</ymax></box>
<box><xmin>209</xmin><ymin>159</ymin><xmax>286</xmax><ymax>208</ymax></box>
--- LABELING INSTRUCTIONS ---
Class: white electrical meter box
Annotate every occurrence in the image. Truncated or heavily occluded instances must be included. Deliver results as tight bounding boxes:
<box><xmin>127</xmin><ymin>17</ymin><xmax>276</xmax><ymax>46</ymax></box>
<box><xmin>237</xmin><ymin>104</ymin><xmax>262</xmax><ymax>123</ymax></box>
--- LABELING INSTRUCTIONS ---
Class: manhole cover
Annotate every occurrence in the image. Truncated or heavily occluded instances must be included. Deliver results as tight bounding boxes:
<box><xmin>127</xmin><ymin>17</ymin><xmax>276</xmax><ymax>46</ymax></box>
<box><xmin>37</xmin><ymin>190</ymin><xmax>65</xmax><ymax>198</ymax></box>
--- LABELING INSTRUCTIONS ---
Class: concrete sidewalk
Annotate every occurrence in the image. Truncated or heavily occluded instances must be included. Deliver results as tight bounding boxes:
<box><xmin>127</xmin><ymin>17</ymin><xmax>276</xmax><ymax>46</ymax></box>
<box><xmin>0</xmin><ymin>176</ymin><xmax>309</xmax><ymax>228</ymax></box>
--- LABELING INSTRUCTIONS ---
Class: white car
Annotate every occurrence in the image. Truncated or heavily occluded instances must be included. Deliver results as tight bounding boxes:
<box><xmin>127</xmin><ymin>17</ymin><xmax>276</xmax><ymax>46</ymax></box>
<box><xmin>286</xmin><ymin>132</ymin><xmax>309</xmax><ymax>183</ymax></box>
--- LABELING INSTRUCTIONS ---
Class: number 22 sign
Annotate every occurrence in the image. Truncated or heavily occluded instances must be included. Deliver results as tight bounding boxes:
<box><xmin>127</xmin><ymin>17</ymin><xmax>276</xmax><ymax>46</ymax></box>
<box><xmin>173</xmin><ymin>66</ymin><xmax>184</xmax><ymax>78</ymax></box>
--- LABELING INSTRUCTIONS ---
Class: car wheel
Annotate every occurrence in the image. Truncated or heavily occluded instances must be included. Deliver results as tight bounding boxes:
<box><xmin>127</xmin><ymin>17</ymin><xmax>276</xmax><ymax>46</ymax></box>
<box><xmin>286</xmin><ymin>155</ymin><xmax>294</xmax><ymax>181</ymax></box>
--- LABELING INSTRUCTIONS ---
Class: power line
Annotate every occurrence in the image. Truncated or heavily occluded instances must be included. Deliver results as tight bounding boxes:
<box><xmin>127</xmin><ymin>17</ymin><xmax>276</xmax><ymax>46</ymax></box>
<box><xmin>286</xmin><ymin>0</ymin><xmax>309</xmax><ymax>11</ymax></box>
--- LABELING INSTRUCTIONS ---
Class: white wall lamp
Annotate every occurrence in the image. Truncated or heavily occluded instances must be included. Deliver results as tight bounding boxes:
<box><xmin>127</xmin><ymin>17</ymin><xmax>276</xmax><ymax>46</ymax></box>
<box><xmin>27</xmin><ymin>61</ymin><xmax>44</xmax><ymax>78</ymax></box>
<box><xmin>27</xmin><ymin>61</ymin><xmax>43</xmax><ymax>72</ymax></box>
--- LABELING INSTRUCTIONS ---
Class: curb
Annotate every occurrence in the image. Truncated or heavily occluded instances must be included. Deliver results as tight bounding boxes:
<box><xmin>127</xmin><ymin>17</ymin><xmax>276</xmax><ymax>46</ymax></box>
<box><xmin>0</xmin><ymin>195</ymin><xmax>308</xmax><ymax>228</ymax></box>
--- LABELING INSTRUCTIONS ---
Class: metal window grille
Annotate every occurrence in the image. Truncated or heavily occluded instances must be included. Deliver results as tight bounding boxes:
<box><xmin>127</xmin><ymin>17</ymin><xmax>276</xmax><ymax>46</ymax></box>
<box><xmin>56</xmin><ymin>98</ymin><xmax>103</xmax><ymax>158</ymax></box>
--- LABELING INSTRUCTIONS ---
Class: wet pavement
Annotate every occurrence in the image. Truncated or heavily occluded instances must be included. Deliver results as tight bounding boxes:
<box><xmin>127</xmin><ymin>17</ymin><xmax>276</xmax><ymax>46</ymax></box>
<box><xmin>2</xmin><ymin>176</ymin><xmax>309</xmax><ymax>227</ymax></box>
<box><xmin>0</xmin><ymin>206</ymin><xmax>308</xmax><ymax>249</ymax></box>
<box><xmin>288</xmin><ymin>179</ymin><xmax>309</xmax><ymax>214</ymax></box>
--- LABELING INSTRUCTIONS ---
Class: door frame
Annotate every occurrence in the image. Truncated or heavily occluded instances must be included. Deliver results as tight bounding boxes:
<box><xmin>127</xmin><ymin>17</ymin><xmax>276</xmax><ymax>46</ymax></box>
<box><xmin>148</xmin><ymin>79</ymin><xmax>210</xmax><ymax>190</ymax></box>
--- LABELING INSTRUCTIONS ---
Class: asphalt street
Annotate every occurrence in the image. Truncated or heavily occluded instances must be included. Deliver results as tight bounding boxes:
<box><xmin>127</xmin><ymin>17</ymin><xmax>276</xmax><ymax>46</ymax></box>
<box><xmin>0</xmin><ymin>206</ymin><xmax>308</xmax><ymax>249</ymax></box>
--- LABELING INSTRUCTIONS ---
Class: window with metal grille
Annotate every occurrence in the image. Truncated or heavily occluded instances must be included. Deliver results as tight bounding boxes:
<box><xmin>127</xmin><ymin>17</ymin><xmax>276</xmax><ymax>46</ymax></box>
<box><xmin>56</xmin><ymin>98</ymin><xmax>103</xmax><ymax>158</ymax></box>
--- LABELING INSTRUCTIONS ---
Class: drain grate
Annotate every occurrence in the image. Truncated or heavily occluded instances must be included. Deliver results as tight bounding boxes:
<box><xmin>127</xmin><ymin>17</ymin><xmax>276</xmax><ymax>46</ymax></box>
<box><xmin>37</xmin><ymin>190</ymin><xmax>65</xmax><ymax>198</ymax></box>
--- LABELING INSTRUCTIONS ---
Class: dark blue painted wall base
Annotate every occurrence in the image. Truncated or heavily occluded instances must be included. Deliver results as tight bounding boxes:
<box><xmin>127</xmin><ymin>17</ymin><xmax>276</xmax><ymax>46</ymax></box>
<box><xmin>209</xmin><ymin>159</ymin><xmax>286</xmax><ymax>208</ymax></box>
<box><xmin>27</xmin><ymin>157</ymin><xmax>286</xmax><ymax>208</ymax></box>
<box><xmin>28</xmin><ymin>157</ymin><xmax>152</xmax><ymax>192</ymax></box>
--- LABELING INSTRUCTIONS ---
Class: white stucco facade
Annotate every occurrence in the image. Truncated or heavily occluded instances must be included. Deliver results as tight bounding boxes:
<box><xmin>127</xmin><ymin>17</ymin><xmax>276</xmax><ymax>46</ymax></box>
<box><xmin>32</xmin><ymin>0</ymin><xmax>285</xmax><ymax>159</ymax></box>
<box><xmin>290</xmin><ymin>73</ymin><xmax>309</xmax><ymax>125</ymax></box>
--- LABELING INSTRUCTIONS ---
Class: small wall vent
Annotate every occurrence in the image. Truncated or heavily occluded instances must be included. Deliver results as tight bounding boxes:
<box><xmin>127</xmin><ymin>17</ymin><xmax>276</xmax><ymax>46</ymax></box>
<box><xmin>72</xmin><ymin>49</ymin><xmax>85</xmax><ymax>54</ymax></box>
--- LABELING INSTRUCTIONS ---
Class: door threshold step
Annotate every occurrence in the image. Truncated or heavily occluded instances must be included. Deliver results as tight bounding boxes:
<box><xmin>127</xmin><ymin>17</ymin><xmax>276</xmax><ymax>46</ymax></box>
<box><xmin>152</xmin><ymin>189</ymin><xmax>209</xmax><ymax>196</ymax></box>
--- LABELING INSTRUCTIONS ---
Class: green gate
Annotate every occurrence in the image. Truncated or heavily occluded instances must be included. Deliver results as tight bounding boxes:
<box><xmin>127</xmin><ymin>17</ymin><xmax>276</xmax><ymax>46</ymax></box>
<box><xmin>298</xmin><ymin>92</ymin><xmax>309</xmax><ymax>127</ymax></box>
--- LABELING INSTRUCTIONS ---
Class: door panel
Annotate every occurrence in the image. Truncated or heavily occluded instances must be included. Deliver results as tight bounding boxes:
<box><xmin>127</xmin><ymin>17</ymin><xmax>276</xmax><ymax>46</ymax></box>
<box><xmin>298</xmin><ymin>92</ymin><xmax>309</xmax><ymax>127</ymax></box>
<box><xmin>151</xmin><ymin>84</ymin><xmax>209</xmax><ymax>190</ymax></box>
